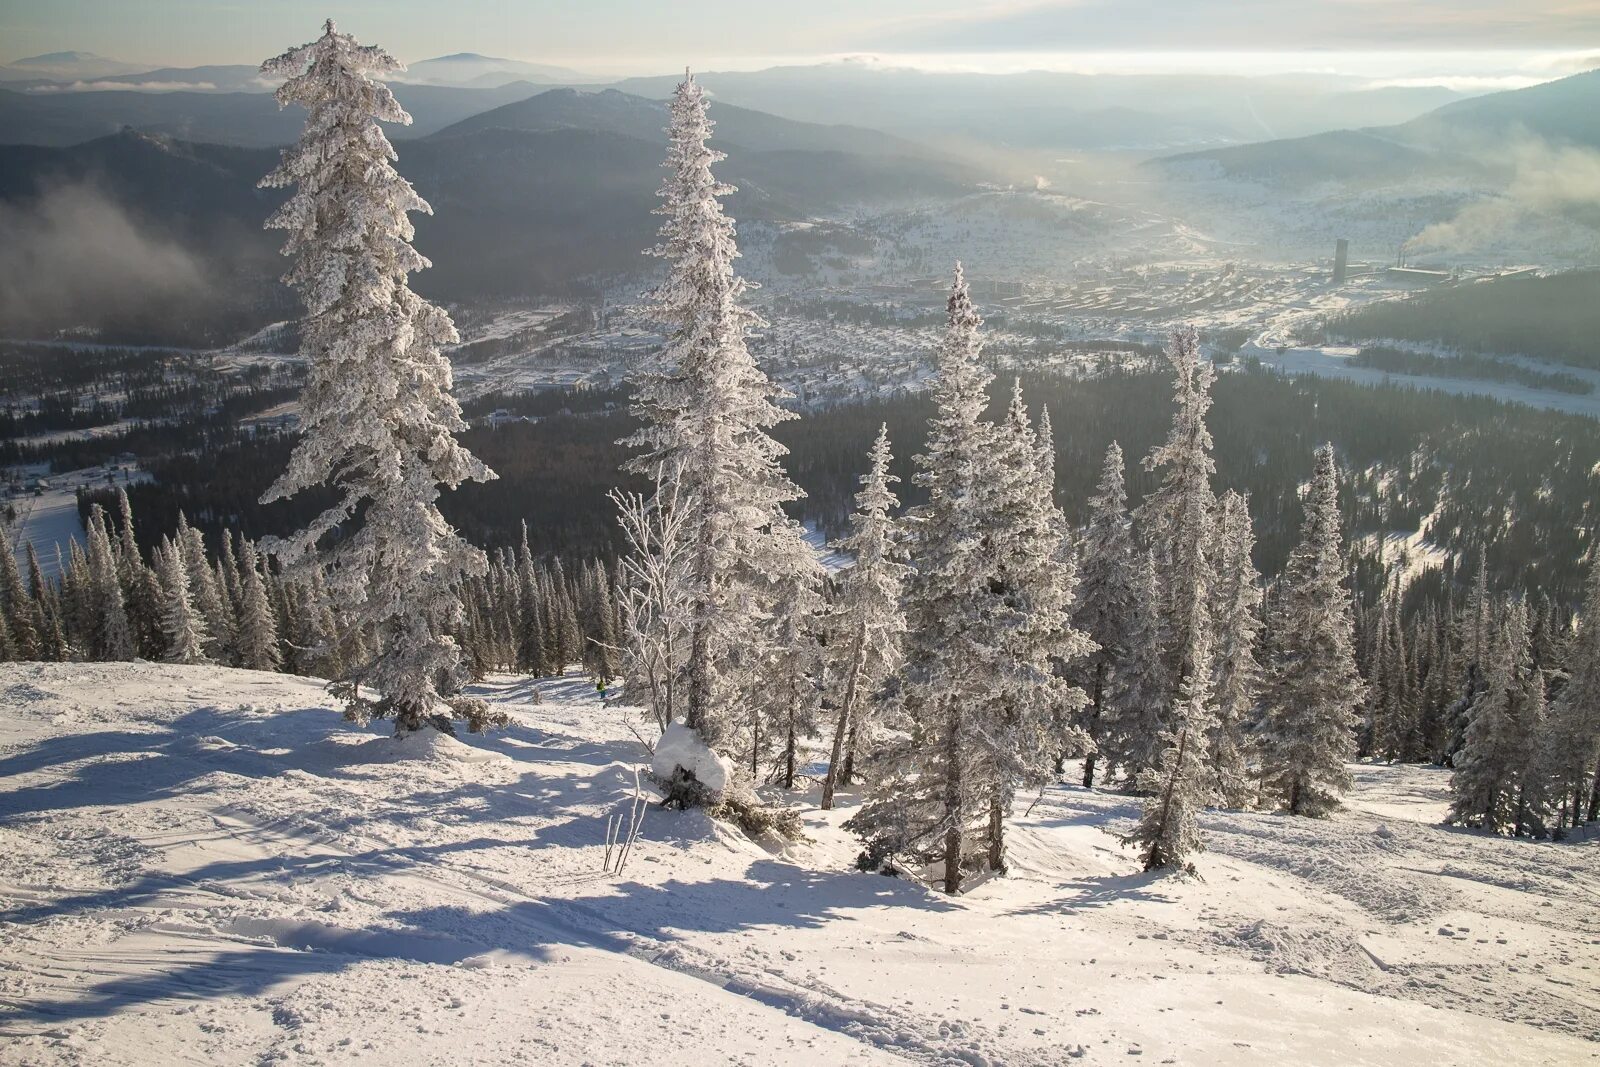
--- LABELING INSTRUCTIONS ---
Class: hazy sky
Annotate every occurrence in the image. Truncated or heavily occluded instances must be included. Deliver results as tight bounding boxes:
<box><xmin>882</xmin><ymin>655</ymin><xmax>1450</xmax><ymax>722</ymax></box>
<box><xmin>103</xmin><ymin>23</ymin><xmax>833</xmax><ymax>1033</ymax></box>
<box><xmin>3</xmin><ymin>0</ymin><xmax>1598</xmax><ymax>77</ymax></box>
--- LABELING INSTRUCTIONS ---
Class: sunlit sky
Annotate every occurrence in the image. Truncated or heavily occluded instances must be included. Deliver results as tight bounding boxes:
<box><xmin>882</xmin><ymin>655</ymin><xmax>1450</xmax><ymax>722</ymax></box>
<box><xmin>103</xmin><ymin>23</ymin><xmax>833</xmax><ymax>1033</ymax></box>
<box><xmin>2</xmin><ymin>0</ymin><xmax>1597</xmax><ymax>83</ymax></box>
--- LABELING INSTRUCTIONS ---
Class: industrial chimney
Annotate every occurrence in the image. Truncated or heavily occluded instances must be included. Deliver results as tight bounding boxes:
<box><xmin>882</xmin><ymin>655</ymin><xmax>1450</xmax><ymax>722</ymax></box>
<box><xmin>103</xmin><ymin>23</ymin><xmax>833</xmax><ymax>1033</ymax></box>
<box><xmin>1333</xmin><ymin>238</ymin><xmax>1349</xmax><ymax>285</ymax></box>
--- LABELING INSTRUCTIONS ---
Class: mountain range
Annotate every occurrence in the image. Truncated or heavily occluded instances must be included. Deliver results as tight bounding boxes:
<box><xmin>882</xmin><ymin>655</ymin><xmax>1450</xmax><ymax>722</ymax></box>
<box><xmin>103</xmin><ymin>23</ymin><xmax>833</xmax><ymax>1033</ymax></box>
<box><xmin>1152</xmin><ymin>69</ymin><xmax>1600</xmax><ymax>187</ymax></box>
<box><xmin>1</xmin><ymin>52</ymin><xmax>1484</xmax><ymax>155</ymax></box>
<box><xmin>0</xmin><ymin>86</ymin><xmax>981</xmax><ymax>341</ymax></box>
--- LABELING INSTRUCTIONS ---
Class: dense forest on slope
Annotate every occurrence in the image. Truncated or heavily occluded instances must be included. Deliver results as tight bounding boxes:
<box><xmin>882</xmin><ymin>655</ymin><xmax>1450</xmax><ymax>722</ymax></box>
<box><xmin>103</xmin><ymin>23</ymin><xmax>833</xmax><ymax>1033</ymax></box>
<box><xmin>84</xmin><ymin>366</ymin><xmax>1600</xmax><ymax>606</ymax></box>
<box><xmin>1327</xmin><ymin>271</ymin><xmax>1600</xmax><ymax>369</ymax></box>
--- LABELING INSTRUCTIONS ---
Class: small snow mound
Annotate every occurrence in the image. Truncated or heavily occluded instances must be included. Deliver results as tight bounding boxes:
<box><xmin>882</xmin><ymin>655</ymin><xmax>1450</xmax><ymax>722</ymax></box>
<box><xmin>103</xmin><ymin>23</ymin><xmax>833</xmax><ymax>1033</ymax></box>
<box><xmin>652</xmin><ymin>719</ymin><xmax>731</xmax><ymax>795</ymax></box>
<box><xmin>356</xmin><ymin>729</ymin><xmax>508</xmax><ymax>764</ymax></box>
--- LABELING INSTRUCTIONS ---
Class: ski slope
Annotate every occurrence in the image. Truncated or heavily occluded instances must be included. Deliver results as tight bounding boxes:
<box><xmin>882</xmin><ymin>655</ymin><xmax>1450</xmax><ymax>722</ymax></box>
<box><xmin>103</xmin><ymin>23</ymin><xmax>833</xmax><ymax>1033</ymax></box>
<box><xmin>0</xmin><ymin>663</ymin><xmax>1595</xmax><ymax>1065</ymax></box>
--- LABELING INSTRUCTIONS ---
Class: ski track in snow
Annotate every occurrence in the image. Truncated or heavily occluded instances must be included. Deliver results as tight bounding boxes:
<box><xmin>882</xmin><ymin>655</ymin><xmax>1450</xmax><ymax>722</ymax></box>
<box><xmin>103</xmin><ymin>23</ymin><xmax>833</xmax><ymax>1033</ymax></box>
<box><xmin>0</xmin><ymin>662</ymin><xmax>1596</xmax><ymax>1065</ymax></box>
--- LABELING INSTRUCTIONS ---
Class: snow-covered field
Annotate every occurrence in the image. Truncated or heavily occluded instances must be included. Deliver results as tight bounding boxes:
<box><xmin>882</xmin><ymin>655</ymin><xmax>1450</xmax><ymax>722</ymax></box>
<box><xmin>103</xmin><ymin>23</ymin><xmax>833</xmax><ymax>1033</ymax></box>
<box><xmin>1</xmin><ymin>663</ymin><xmax>1595</xmax><ymax>1065</ymax></box>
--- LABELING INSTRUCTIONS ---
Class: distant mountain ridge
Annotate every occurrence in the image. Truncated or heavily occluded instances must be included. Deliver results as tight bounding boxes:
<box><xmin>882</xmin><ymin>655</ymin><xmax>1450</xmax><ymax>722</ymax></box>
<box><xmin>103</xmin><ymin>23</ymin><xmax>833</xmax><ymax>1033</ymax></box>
<box><xmin>1152</xmin><ymin>68</ymin><xmax>1600</xmax><ymax>186</ymax></box>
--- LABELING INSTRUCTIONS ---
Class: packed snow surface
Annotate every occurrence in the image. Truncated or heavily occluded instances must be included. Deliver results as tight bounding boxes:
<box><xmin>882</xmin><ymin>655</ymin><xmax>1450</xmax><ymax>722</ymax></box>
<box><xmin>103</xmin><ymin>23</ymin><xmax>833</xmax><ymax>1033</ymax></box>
<box><xmin>1</xmin><ymin>663</ymin><xmax>1596</xmax><ymax>1065</ymax></box>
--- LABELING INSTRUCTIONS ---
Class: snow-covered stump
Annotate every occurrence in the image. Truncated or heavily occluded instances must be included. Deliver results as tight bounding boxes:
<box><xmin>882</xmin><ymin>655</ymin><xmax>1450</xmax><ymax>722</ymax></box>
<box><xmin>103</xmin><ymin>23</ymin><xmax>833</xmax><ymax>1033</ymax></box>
<box><xmin>649</xmin><ymin>720</ymin><xmax>802</xmax><ymax>839</ymax></box>
<box><xmin>651</xmin><ymin>719</ymin><xmax>734</xmax><ymax>809</ymax></box>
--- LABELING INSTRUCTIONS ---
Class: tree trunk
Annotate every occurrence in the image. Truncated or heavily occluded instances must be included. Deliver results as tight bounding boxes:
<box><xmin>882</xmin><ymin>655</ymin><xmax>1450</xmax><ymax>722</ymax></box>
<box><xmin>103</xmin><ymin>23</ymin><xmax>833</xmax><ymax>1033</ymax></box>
<box><xmin>821</xmin><ymin>624</ymin><xmax>867</xmax><ymax>810</ymax></box>
<box><xmin>987</xmin><ymin>792</ymin><xmax>1006</xmax><ymax>874</ymax></box>
<box><xmin>1587</xmin><ymin>754</ymin><xmax>1600</xmax><ymax>823</ymax></box>
<box><xmin>1288</xmin><ymin>776</ymin><xmax>1302</xmax><ymax>817</ymax></box>
<box><xmin>842</xmin><ymin>723</ymin><xmax>860</xmax><ymax>785</ymax></box>
<box><xmin>1143</xmin><ymin>727</ymin><xmax>1188</xmax><ymax>871</ymax></box>
<box><xmin>943</xmin><ymin>701</ymin><xmax>963</xmax><ymax>895</ymax></box>
<box><xmin>1081</xmin><ymin>659</ymin><xmax>1106</xmax><ymax>787</ymax></box>
<box><xmin>783</xmin><ymin>704</ymin><xmax>797</xmax><ymax>790</ymax></box>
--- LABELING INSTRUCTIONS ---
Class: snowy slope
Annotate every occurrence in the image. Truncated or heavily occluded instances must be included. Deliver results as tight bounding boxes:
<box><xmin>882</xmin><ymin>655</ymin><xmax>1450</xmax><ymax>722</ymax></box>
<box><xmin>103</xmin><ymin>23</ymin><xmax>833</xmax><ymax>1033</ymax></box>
<box><xmin>1</xmin><ymin>663</ymin><xmax>1595</xmax><ymax>1065</ymax></box>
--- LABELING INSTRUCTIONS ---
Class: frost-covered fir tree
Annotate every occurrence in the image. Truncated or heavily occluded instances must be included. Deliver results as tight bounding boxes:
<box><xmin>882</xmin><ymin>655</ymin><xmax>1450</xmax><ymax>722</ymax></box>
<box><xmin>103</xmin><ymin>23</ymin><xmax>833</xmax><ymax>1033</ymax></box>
<box><xmin>0</xmin><ymin>541</ymin><xmax>39</xmax><ymax>660</ymax></box>
<box><xmin>177</xmin><ymin>516</ymin><xmax>234</xmax><ymax>664</ymax></box>
<box><xmin>1208</xmin><ymin>490</ymin><xmax>1263</xmax><ymax>808</ymax></box>
<box><xmin>155</xmin><ymin>537</ymin><xmax>209</xmax><ymax>665</ymax></box>
<box><xmin>234</xmin><ymin>538</ymin><xmax>281</xmax><ymax>672</ymax></box>
<box><xmin>761</xmin><ymin>534</ymin><xmax>828</xmax><ymax>790</ymax></box>
<box><xmin>1138</xmin><ymin>326</ymin><xmax>1218</xmax><ymax>688</ymax></box>
<box><xmin>822</xmin><ymin>424</ymin><xmax>908</xmax><ymax>810</ymax></box>
<box><xmin>258</xmin><ymin>21</ymin><xmax>495</xmax><ymax>733</ymax></box>
<box><xmin>1099</xmin><ymin>549</ymin><xmax>1170</xmax><ymax>785</ymax></box>
<box><xmin>978</xmin><ymin>381</ymin><xmax>1092</xmax><ymax>869</ymax></box>
<box><xmin>621</xmin><ymin>71</ymin><xmax>810</xmax><ymax>776</ymax></box>
<box><xmin>113</xmin><ymin>488</ymin><xmax>164</xmax><ymax>660</ymax></box>
<box><xmin>1450</xmin><ymin>599</ymin><xmax>1530</xmax><ymax>832</ymax></box>
<box><xmin>85</xmin><ymin>505</ymin><xmax>136</xmax><ymax>661</ymax></box>
<box><xmin>1073</xmin><ymin>442</ymin><xmax>1137</xmax><ymax>788</ymax></box>
<box><xmin>1259</xmin><ymin>445</ymin><xmax>1365</xmax><ymax>816</ymax></box>
<box><xmin>848</xmin><ymin>266</ymin><xmax>1000</xmax><ymax>891</ymax></box>
<box><xmin>1124</xmin><ymin>617</ymin><xmax>1214</xmax><ymax>874</ymax></box>
<box><xmin>1546</xmin><ymin>560</ymin><xmax>1600</xmax><ymax>827</ymax></box>
<box><xmin>848</xmin><ymin>267</ymin><xmax>1086</xmax><ymax>892</ymax></box>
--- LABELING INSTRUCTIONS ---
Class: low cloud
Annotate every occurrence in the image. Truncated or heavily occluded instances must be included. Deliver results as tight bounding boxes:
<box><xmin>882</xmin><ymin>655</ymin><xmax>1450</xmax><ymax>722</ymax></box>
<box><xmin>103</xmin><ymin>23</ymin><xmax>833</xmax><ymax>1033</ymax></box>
<box><xmin>27</xmin><ymin>79</ymin><xmax>218</xmax><ymax>93</ymax></box>
<box><xmin>1407</xmin><ymin>136</ymin><xmax>1600</xmax><ymax>253</ymax></box>
<box><xmin>0</xmin><ymin>182</ymin><xmax>209</xmax><ymax>331</ymax></box>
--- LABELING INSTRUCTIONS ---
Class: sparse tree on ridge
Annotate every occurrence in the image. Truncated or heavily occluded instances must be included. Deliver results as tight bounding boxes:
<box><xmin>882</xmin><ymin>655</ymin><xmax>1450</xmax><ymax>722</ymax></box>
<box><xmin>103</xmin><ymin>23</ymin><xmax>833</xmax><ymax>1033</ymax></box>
<box><xmin>258</xmin><ymin>20</ymin><xmax>496</xmax><ymax>733</ymax></box>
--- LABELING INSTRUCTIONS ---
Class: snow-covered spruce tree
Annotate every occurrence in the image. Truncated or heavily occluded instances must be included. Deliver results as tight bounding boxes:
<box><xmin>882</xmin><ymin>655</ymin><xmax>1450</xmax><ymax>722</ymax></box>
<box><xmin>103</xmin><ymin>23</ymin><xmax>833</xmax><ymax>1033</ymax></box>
<box><xmin>848</xmin><ymin>266</ymin><xmax>998</xmax><ymax>891</ymax></box>
<box><xmin>1449</xmin><ymin>598</ymin><xmax>1529</xmax><ymax>832</ymax></box>
<box><xmin>155</xmin><ymin>536</ymin><xmax>209</xmax><ymax>665</ymax></box>
<box><xmin>0</xmin><ymin>541</ymin><xmax>40</xmax><ymax>660</ymax></box>
<box><xmin>24</xmin><ymin>543</ymin><xmax>66</xmax><ymax>662</ymax></box>
<box><xmin>1208</xmin><ymin>489</ymin><xmax>1263</xmax><ymax>808</ymax></box>
<box><xmin>176</xmin><ymin>515</ymin><xmax>233</xmax><ymax>663</ymax></box>
<box><xmin>234</xmin><ymin>537</ymin><xmax>282</xmax><ymax>672</ymax></box>
<box><xmin>258</xmin><ymin>21</ymin><xmax>497</xmax><ymax>733</ymax></box>
<box><xmin>821</xmin><ymin>424</ymin><xmax>908</xmax><ymax>810</ymax></box>
<box><xmin>1513</xmin><ymin>668</ymin><xmax>1556</xmax><ymax>838</ymax></box>
<box><xmin>1073</xmin><ymin>441</ymin><xmax>1137</xmax><ymax>787</ymax></box>
<box><xmin>1124</xmin><ymin>614</ymin><xmax>1214</xmax><ymax>875</ymax></box>
<box><xmin>761</xmin><ymin>524</ymin><xmax>828</xmax><ymax>790</ymax></box>
<box><xmin>1448</xmin><ymin>557</ymin><xmax>1493</xmax><ymax>759</ymax></box>
<box><xmin>112</xmin><ymin>488</ymin><xmax>164</xmax><ymax>660</ymax></box>
<box><xmin>1099</xmin><ymin>549</ymin><xmax>1170</xmax><ymax>785</ymax></box>
<box><xmin>1259</xmin><ymin>444</ymin><xmax>1365</xmax><ymax>816</ymax></box>
<box><xmin>848</xmin><ymin>267</ymin><xmax>1085</xmax><ymax>892</ymax></box>
<box><xmin>979</xmin><ymin>380</ymin><xmax>1092</xmax><ymax>869</ymax></box>
<box><xmin>1137</xmin><ymin>325</ymin><xmax>1218</xmax><ymax>688</ymax></box>
<box><xmin>1546</xmin><ymin>560</ymin><xmax>1600</xmax><ymax>827</ymax></box>
<box><xmin>85</xmin><ymin>505</ymin><xmax>136</xmax><ymax>661</ymax></box>
<box><xmin>621</xmin><ymin>71</ymin><xmax>809</xmax><ymax>791</ymax></box>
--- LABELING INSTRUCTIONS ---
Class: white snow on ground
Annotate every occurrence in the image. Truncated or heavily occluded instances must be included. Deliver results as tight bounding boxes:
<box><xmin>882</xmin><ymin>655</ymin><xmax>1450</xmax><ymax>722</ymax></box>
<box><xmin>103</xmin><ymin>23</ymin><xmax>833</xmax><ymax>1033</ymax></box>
<box><xmin>1245</xmin><ymin>341</ymin><xmax>1600</xmax><ymax>420</ymax></box>
<box><xmin>4</xmin><ymin>468</ymin><xmax>148</xmax><ymax>580</ymax></box>
<box><xmin>1</xmin><ymin>662</ymin><xmax>1596</xmax><ymax>1066</ymax></box>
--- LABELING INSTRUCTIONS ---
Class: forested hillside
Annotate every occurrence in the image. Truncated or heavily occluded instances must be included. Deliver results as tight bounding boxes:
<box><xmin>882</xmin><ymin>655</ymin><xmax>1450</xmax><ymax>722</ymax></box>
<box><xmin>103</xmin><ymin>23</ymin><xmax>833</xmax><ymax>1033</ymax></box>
<box><xmin>84</xmin><ymin>365</ymin><xmax>1600</xmax><ymax>606</ymax></box>
<box><xmin>1328</xmin><ymin>271</ymin><xmax>1600</xmax><ymax>370</ymax></box>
